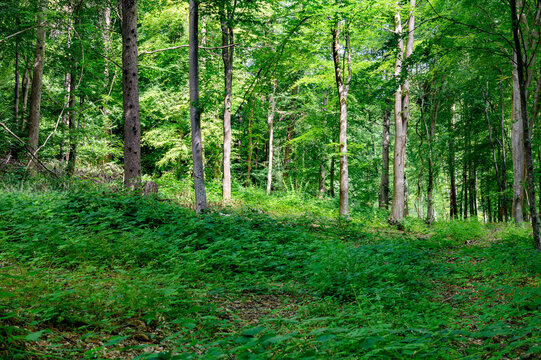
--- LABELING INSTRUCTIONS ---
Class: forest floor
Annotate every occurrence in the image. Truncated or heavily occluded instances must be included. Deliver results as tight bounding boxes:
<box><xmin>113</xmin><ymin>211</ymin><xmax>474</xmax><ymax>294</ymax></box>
<box><xmin>0</xmin><ymin>177</ymin><xmax>540</xmax><ymax>359</ymax></box>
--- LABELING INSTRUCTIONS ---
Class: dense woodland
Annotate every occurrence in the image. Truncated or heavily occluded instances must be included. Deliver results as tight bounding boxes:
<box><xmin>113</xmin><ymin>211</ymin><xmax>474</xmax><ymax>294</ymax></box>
<box><xmin>1</xmin><ymin>0</ymin><xmax>541</xmax><ymax>359</ymax></box>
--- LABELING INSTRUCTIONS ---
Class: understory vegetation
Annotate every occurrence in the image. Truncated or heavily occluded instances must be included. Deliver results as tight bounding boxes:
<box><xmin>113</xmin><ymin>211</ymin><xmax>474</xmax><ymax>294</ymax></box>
<box><xmin>1</xmin><ymin>175</ymin><xmax>539</xmax><ymax>359</ymax></box>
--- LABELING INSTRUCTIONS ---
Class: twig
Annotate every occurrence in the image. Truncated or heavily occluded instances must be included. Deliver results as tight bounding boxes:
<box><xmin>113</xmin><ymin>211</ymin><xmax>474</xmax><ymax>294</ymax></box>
<box><xmin>138</xmin><ymin>43</ymin><xmax>238</xmax><ymax>57</ymax></box>
<box><xmin>0</xmin><ymin>23</ymin><xmax>44</xmax><ymax>43</ymax></box>
<box><xmin>0</xmin><ymin>122</ymin><xmax>59</xmax><ymax>178</ymax></box>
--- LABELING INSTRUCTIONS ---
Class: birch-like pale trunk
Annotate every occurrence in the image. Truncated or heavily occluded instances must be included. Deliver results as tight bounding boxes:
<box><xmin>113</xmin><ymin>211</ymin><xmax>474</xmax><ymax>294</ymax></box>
<box><xmin>189</xmin><ymin>0</ymin><xmax>207</xmax><ymax>212</ymax></box>
<box><xmin>221</xmin><ymin>6</ymin><xmax>234</xmax><ymax>201</ymax></box>
<box><xmin>27</xmin><ymin>0</ymin><xmax>48</xmax><ymax>157</ymax></box>
<box><xmin>121</xmin><ymin>0</ymin><xmax>142</xmax><ymax>188</ymax></box>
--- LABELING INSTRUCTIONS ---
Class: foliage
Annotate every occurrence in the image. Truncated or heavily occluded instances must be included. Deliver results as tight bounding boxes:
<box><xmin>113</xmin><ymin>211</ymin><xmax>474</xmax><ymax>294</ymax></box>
<box><xmin>0</xmin><ymin>180</ymin><xmax>539</xmax><ymax>359</ymax></box>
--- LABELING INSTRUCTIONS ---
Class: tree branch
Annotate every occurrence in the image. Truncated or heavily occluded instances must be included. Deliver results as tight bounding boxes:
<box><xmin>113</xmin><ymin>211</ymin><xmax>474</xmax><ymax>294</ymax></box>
<box><xmin>0</xmin><ymin>122</ymin><xmax>59</xmax><ymax>178</ymax></box>
<box><xmin>138</xmin><ymin>43</ymin><xmax>238</xmax><ymax>57</ymax></box>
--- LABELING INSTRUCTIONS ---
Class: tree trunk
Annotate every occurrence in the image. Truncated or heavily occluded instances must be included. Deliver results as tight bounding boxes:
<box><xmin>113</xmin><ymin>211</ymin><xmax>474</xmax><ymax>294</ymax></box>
<box><xmin>103</xmin><ymin>4</ymin><xmax>114</xmax><ymax>162</ymax></box>
<box><xmin>509</xmin><ymin>0</ymin><xmax>540</xmax><ymax>249</ymax></box>
<box><xmin>266</xmin><ymin>83</ymin><xmax>276</xmax><ymax>195</ymax></box>
<box><xmin>449</xmin><ymin>104</ymin><xmax>458</xmax><ymax>219</ymax></box>
<box><xmin>330</xmin><ymin>155</ymin><xmax>335</xmax><ymax>198</ymax></box>
<box><xmin>424</xmin><ymin>98</ymin><xmax>437</xmax><ymax>225</ymax></box>
<box><xmin>20</xmin><ymin>69</ymin><xmax>30</xmax><ymax>132</ymax></box>
<box><xmin>121</xmin><ymin>0</ymin><xmax>142</xmax><ymax>187</ymax></box>
<box><xmin>379</xmin><ymin>99</ymin><xmax>391</xmax><ymax>209</ymax></box>
<box><xmin>14</xmin><ymin>40</ymin><xmax>20</xmax><ymax>125</ymax></box>
<box><xmin>245</xmin><ymin>112</ymin><xmax>253</xmax><ymax>187</ymax></box>
<box><xmin>221</xmin><ymin>7</ymin><xmax>234</xmax><ymax>200</ymax></box>
<box><xmin>331</xmin><ymin>19</ymin><xmax>352</xmax><ymax>218</ymax></box>
<box><xmin>66</xmin><ymin>62</ymin><xmax>77</xmax><ymax>176</ymax></box>
<box><xmin>390</xmin><ymin>0</ymin><xmax>416</xmax><ymax>223</ymax></box>
<box><xmin>511</xmin><ymin>55</ymin><xmax>525</xmax><ymax>223</ymax></box>
<box><xmin>189</xmin><ymin>0</ymin><xmax>207</xmax><ymax>212</ymax></box>
<box><xmin>27</xmin><ymin>0</ymin><xmax>48</xmax><ymax>158</ymax></box>
<box><xmin>500</xmin><ymin>80</ymin><xmax>509</xmax><ymax>221</ymax></box>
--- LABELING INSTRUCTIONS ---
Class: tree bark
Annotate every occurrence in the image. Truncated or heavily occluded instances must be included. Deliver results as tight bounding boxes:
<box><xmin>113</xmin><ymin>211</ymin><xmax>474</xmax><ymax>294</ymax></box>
<box><xmin>245</xmin><ymin>111</ymin><xmax>253</xmax><ymax>187</ymax></box>
<box><xmin>27</xmin><ymin>0</ymin><xmax>48</xmax><ymax>159</ymax></box>
<box><xmin>266</xmin><ymin>83</ymin><xmax>276</xmax><ymax>195</ymax></box>
<box><xmin>511</xmin><ymin>55</ymin><xmax>525</xmax><ymax>223</ymax></box>
<box><xmin>103</xmin><ymin>4</ymin><xmax>114</xmax><ymax>162</ymax></box>
<box><xmin>424</xmin><ymin>93</ymin><xmax>437</xmax><ymax>224</ymax></box>
<box><xmin>189</xmin><ymin>0</ymin><xmax>207</xmax><ymax>212</ymax></box>
<box><xmin>221</xmin><ymin>5</ymin><xmax>234</xmax><ymax>201</ymax></box>
<box><xmin>14</xmin><ymin>39</ymin><xmax>20</xmax><ymax>125</ymax></box>
<box><xmin>20</xmin><ymin>69</ymin><xmax>30</xmax><ymax>132</ymax></box>
<box><xmin>449</xmin><ymin>104</ymin><xmax>458</xmax><ymax>219</ymax></box>
<box><xmin>390</xmin><ymin>0</ymin><xmax>416</xmax><ymax>223</ymax></box>
<box><xmin>121</xmin><ymin>0</ymin><xmax>142</xmax><ymax>187</ymax></box>
<box><xmin>509</xmin><ymin>0</ymin><xmax>540</xmax><ymax>249</ymax></box>
<box><xmin>379</xmin><ymin>99</ymin><xmax>391</xmax><ymax>209</ymax></box>
<box><xmin>331</xmin><ymin>18</ymin><xmax>352</xmax><ymax>218</ymax></box>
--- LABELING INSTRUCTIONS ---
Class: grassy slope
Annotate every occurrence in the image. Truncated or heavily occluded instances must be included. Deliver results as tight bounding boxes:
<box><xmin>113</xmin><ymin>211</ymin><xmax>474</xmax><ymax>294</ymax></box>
<box><xmin>0</xmin><ymin>180</ymin><xmax>540</xmax><ymax>359</ymax></box>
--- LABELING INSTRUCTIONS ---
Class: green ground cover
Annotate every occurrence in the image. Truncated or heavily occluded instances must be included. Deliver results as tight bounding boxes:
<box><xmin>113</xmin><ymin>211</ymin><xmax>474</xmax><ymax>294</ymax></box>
<box><xmin>0</xmin><ymin>179</ymin><xmax>540</xmax><ymax>359</ymax></box>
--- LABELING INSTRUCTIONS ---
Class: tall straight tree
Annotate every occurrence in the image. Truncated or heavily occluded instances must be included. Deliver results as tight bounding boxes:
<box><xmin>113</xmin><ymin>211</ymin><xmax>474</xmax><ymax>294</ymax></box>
<box><xmin>189</xmin><ymin>0</ymin><xmax>208</xmax><ymax>213</ymax></box>
<box><xmin>331</xmin><ymin>11</ymin><xmax>352</xmax><ymax>218</ymax></box>
<box><xmin>389</xmin><ymin>0</ymin><xmax>415</xmax><ymax>224</ymax></box>
<box><xmin>27</xmin><ymin>0</ymin><xmax>48</xmax><ymax>158</ymax></box>
<box><xmin>509</xmin><ymin>0</ymin><xmax>540</xmax><ymax>250</ymax></box>
<box><xmin>220</xmin><ymin>1</ymin><xmax>236</xmax><ymax>201</ymax></box>
<box><xmin>266</xmin><ymin>82</ymin><xmax>276</xmax><ymax>195</ymax></box>
<box><xmin>121</xmin><ymin>0</ymin><xmax>142</xmax><ymax>187</ymax></box>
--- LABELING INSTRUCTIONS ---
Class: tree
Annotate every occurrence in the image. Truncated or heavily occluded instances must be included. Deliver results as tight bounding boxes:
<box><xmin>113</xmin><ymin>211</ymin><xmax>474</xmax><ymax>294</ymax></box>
<box><xmin>331</xmin><ymin>8</ymin><xmax>352</xmax><ymax>218</ymax></box>
<box><xmin>27</xmin><ymin>0</ymin><xmax>48</xmax><ymax>160</ymax></box>
<box><xmin>121</xmin><ymin>0</ymin><xmax>142</xmax><ymax>187</ymax></box>
<box><xmin>189</xmin><ymin>0</ymin><xmax>208</xmax><ymax>212</ymax></box>
<box><xmin>389</xmin><ymin>0</ymin><xmax>416</xmax><ymax>224</ymax></box>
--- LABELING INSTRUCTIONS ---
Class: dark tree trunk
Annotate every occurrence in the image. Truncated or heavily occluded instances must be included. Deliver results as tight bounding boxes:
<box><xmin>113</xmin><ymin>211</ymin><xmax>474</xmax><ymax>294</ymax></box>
<box><xmin>20</xmin><ymin>69</ymin><xmax>30</xmax><ymax>132</ymax></box>
<box><xmin>121</xmin><ymin>0</ymin><xmax>142</xmax><ymax>187</ymax></box>
<box><xmin>379</xmin><ymin>100</ymin><xmax>391</xmax><ymax>209</ymax></box>
<box><xmin>27</xmin><ymin>0</ymin><xmax>48</xmax><ymax>158</ymax></box>
<box><xmin>449</xmin><ymin>104</ymin><xmax>458</xmax><ymax>219</ymax></box>
<box><xmin>189</xmin><ymin>0</ymin><xmax>207</xmax><ymax>212</ymax></box>
<box><xmin>14</xmin><ymin>40</ymin><xmax>20</xmax><ymax>125</ymax></box>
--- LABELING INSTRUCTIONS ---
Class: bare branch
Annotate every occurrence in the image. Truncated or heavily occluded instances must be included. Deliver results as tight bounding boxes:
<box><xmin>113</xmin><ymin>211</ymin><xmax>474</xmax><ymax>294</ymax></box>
<box><xmin>0</xmin><ymin>122</ymin><xmax>59</xmax><ymax>178</ymax></box>
<box><xmin>138</xmin><ymin>43</ymin><xmax>238</xmax><ymax>57</ymax></box>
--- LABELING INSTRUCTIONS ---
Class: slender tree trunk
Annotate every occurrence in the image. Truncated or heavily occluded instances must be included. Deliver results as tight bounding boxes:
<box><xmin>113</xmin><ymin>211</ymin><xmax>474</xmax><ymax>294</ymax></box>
<box><xmin>103</xmin><ymin>4</ymin><xmax>114</xmax><ymax>162</ymax></box>
<box><xmin>500</xmin><ymin>80</ymin><xmax>509</xmax><ymax>221</ymax></box>
<box><xmin>449</xmin><ymin>104</ymin><xmax>458</xmax><ymax>219</ymax></box>
<box><xmin>390</xmin><ymin>1</ymin><xmax>416</xmax><ymax>223</ymax></box>
<box><xmin>221</xmin><ymin>8</ymin><xmax>234</xmax><ymax>200</ymax></box>
<box><xmin>379</xmin><ymin>99</ymin><xmax>391</xmax><ymax>209</ymax></box>
<box><xmin>66</xmin><ymin>61</ymin><xmax>77</xmax><ymax>176</ymax></box>
<box><xmin>266</xmin><ymin>83</ymin><xmax>276</xmax><ymax>195</ymax></box>
<box><xmin>330</xmin><ymin>155</ymin><xmax>335</xmax><ymax>197</ymax></box>
<box><xmin>20</xmin><ymin>69</ymin><xmax>30</xmax><ymax>132</ymax></box>
<box><xmin>331</xmin><ymin>18</ymin><xmax>352</xmax><ymax>218</ymax></box>
<box><xmin>14</xmin><ymin>40</ymin><xmax>20</xmax><ymax>125</ymax></box>
<box><xmin>121</xmin><ymin>0</ymin><xmax>142</xmax><ymax>187</ymax></box>
<box><xmin>27</xmin><ymin>0</ymin><xmax>48</xmax><ymax>159</ymax></box>
<box><xmin>189</xmin><ymin>0</ymin><xmax>207</xmax><ymax>212</ymax></box>
<box><xmin>510</xmin><ymin>0</ymin><xmax>540</xmax><ymax>249</ymax></box>
<box><xmin>61</xmin><ymin>4</ymin><xmax>73</xmax><ymax>163</ymax></box>
<box><xmin>424</xmin><ymin>99</ymin><xmax>437</xmax><ymax>224</ymax></box>
<box><xmin>245</xmin><ymin>112</ymin><xmax>253</xmax><ymax>187</ymax></box>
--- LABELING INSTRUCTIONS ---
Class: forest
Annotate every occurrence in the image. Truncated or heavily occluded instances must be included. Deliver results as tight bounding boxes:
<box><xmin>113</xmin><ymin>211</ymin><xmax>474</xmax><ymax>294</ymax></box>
<box><xmin>0</xmin><ymin>0</ymin><xmax>540</xmax><ymax>358</ymax></box>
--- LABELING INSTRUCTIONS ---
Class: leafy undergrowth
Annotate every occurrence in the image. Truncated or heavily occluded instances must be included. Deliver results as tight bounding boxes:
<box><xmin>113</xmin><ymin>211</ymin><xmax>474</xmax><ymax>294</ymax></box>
<box><xmin>0</xmin><ymin>181</ymin><xmax>540</xmax><ymax>359</ymax></box>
